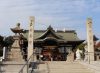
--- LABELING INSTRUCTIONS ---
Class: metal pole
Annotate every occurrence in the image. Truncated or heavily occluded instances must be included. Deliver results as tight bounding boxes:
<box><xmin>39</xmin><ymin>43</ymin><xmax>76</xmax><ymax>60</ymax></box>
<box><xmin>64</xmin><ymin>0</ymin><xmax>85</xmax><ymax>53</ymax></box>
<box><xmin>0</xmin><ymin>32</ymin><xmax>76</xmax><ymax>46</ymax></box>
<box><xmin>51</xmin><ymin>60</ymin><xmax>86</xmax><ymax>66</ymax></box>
<box><xmin>27</xmin><ymin>61</ymin><xmax>29</xmax><ymax>73</ymax></box>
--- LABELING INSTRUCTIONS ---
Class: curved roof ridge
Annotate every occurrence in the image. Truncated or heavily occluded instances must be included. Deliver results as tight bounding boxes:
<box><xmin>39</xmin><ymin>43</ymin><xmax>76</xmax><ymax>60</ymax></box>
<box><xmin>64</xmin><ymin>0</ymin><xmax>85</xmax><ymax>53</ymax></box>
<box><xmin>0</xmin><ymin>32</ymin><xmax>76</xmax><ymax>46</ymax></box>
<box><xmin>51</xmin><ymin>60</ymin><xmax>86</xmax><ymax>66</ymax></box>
<box><xmin>35</xmin><ymin>26</ymin><xmax>64</xmax><ymax>40</ymax></box>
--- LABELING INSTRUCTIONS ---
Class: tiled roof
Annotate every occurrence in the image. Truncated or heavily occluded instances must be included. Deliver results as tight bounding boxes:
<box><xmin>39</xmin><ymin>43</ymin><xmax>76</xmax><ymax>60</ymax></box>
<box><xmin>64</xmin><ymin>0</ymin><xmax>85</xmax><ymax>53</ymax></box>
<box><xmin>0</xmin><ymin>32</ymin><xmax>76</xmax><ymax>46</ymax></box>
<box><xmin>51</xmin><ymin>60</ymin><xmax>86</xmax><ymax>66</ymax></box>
<box><xmin>23</xmin><ymin>26</ymin><xmax>81</xmax><ymax>41</ymax></box>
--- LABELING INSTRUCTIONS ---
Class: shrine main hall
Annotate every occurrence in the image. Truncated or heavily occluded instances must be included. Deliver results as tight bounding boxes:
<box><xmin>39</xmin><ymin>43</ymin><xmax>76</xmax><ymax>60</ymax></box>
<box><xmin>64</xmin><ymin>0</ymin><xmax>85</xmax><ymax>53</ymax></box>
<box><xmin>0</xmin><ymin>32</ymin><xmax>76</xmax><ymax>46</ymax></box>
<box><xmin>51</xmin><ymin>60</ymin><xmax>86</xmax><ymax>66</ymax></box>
<box><xmin>22</xmin><ymin>26</ymin><xmax>84</xmax><ymax>61</ymax></box>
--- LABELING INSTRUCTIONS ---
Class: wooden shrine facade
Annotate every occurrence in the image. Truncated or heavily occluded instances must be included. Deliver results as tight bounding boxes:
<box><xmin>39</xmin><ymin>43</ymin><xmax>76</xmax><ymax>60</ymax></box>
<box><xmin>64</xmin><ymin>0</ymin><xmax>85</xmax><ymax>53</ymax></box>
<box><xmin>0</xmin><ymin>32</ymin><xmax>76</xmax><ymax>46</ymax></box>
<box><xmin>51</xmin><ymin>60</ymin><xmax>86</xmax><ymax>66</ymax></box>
<box><xmin>24</xmin><ymin>26</ymin><xmax>84</xmax><ymax>61</ymax></box>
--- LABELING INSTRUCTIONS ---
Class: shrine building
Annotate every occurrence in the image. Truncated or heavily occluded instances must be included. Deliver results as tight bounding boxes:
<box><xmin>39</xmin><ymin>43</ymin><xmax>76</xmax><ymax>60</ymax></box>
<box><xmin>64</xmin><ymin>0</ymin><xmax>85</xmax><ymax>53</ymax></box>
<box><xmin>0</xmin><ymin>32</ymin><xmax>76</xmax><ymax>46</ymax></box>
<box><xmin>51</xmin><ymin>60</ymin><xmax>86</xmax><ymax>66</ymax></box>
<box><xmin>23</xmin><ymin>26</ymin><xmax>84</xmax><ymax>61</ymax></box>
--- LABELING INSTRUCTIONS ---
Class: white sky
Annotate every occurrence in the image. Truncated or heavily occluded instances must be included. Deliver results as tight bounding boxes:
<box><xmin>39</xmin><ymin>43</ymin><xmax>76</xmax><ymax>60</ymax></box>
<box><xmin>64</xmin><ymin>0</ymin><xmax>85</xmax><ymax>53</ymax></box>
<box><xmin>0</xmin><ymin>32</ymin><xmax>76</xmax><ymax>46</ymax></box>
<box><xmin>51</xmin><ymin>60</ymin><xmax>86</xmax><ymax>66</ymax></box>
<box><xmin>0</xmin><ymin>0</ymin><xmax>100</xmax><ymax>39</ymax></box>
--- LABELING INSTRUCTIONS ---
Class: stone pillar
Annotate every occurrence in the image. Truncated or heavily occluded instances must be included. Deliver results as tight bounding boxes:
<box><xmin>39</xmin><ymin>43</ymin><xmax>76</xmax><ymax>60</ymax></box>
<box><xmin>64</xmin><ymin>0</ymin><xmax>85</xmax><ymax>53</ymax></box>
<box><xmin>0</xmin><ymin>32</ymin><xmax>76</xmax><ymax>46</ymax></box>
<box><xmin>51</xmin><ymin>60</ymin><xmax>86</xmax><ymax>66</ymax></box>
<box><xmin>27</xmin><ymin>16</ymin><xmax>35</xmax><ymax>61</ymax></box>
<box><xmin>86</xmin><ymin>18</ymin><xmax>94</xmax><ymax>61</ymax></box>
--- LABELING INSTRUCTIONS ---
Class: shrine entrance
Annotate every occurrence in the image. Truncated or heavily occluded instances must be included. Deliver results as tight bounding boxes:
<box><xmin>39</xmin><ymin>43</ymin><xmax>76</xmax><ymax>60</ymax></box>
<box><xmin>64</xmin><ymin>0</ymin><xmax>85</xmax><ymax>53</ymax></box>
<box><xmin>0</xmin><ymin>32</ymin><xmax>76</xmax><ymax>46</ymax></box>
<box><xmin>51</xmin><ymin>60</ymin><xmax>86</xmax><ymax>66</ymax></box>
<box><xmin>41</xmin><ymin>46</ymin><xmax>62</xmax><ymax>61</ymax></box>
<box><xmin>33</xmin><ymin>26</ymin><xmax>84</xmax><ymax>61</ymax></box>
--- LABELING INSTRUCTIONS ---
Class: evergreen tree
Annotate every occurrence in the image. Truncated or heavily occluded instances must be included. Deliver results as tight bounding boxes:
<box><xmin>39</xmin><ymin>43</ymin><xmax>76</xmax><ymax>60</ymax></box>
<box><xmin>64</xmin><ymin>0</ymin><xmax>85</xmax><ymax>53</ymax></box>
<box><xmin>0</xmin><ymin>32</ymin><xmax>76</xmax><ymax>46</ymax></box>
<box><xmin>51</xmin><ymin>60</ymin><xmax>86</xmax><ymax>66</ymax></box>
<box><xmin>4</xmin><ymin>36</ymin><xmax>14</xmax><ymax>49</ymax></box>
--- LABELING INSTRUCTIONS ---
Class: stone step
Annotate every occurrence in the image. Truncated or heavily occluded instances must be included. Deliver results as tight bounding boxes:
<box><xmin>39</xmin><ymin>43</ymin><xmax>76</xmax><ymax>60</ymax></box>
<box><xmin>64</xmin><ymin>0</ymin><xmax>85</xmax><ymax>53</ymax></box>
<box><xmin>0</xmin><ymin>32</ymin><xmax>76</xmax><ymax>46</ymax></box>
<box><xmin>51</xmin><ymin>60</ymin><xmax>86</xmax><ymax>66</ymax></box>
<box><xmin>38</xmin><ymin>61</ymin><xmax>94</xmax><ymax>73</ymax></box>
<box><xmin>0</xmin><ymin>61</ymin><xmax>27</xmax><ymax>73</ymax></box>
<box><xmin>0</xmin><ymin>61</ymin><xmax>95</xmax><ymax>73</ymax></box>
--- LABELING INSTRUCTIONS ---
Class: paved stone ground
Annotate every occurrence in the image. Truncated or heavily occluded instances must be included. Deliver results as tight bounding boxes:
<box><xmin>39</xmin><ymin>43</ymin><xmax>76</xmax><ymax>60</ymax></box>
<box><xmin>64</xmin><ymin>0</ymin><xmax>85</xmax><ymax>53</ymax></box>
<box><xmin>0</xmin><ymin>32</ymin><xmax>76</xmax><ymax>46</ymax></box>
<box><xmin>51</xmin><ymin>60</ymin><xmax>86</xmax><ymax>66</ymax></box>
<box><xmin>79</xmin><ymin>61</ymin><xmax>100</xmax><ymax>73</ymax></box>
